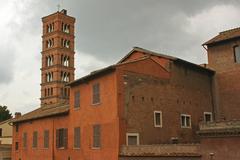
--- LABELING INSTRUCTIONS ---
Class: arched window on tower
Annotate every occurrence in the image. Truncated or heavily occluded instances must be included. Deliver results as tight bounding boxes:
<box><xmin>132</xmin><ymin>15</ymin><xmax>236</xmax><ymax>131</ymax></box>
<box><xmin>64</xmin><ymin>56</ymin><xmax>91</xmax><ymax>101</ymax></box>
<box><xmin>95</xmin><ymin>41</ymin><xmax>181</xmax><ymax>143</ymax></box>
<box><xmin>234</xmin><ymin>45</ymin><xmax>240</xmax><ymax>63</ymax></box>
<box><xmin>62</xmin><ymin>39</ymin><xmax>70</xmax><ymax>48</ymax></box>
<box><xmin>46</xmin><ymin>55</ymin><xmax>54</xmax><ymax>67</ymax></box>
<box><xmin>61</xmin><ymin>72</ymin><xmax>70</xmax><ymax>82</ymax></box>
<box><xmin>47</xmin><ymin>23</ymin><xmax>54</xmax><ymax>33</ymax></box>
<box><xmin>62</xmin><ymin>23</ymin><xmax>70</xmax><ymax>33</ymax></box>
<box><xmin>63</xmin><ymin>56</ymin><xmax>69</xmax><ymax>67</ymax></box>
<box><xmin>46</xmin><ymin>72</ymin><xmax>53</xmax><ymax>82</ymax></box>
<box><xmin>46</xmin><ymin>39</ymin><xmax>54</xmax><ymax>48</ymax></box>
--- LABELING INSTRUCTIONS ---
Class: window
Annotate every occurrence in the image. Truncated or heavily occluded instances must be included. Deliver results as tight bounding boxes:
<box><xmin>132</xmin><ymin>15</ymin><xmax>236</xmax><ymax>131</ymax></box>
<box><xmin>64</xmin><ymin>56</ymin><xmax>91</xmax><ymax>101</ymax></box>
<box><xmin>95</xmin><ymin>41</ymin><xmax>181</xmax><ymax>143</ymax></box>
<box><xmin>23</xmin><ymin>132</ymin><xmax>27</xmax><ymax>148</ymax></box>
<box><xmin>46</xmin><ymin>55</ymin><xmax>54</xmax><ymax>67</ymax></box>
<box><xmin>61</xmin><ymin>72</ymin><xmax>70</xmax><ymax>82</ymax></box>
<box><xmin>154</xmin><ymin>111</ymin><xmax>162</xmax><ymax>127</ymax></box>
<box><xmin>74</xmin><ymin>127</ymin><xmax>80</xmax><ymax>148</ymax></box>
<box><xmin>44</xmin><ymin>130</ymin><xmax>49</xmax><ymax>148</ymax></box>
<box><xmin>15</xmin><ymin>142</ymin><xmax>19</xmax><ymax>150</ymax></box>
<box><xmin>47</xmin><ymin>23</ymin><xmax>54</xmax><ymax>33</ymax></box>
<box><xmin>93</xmin><ymin>124</ymin><xmax>101</xmax><ymax>148</ymax></box>
<box><xmin>56</xmin><ymin>128</ymin><xmax>68</xmax><ymax>149</ymax></box>
<box><xmin>204</xmin><ymin>112</ymin><xmax>213</xmax><ymax>123</ymax></box>
<box><xmin>0</xmin><ymin>128</ymin><xmax>2</xmax><ymax>137</ymax></box>
<box><xmin>46</xmin><ymin>72</ymin><xmax>53</xmax><ymax>82</ymax></box>
<box><xmin>92</xmin><ymin>83</ymin><xmax>100</xmax><ymax>104</ymax></box>
<box><xmin>32</xmin><ymin>131</ymin><xmax>38</xmax><ymax>148</ymax></box>
<box><xmin>74</xmin><ymin>91</ymin><xmax>80</xmax><ymax>108</ymax></box>
<box><xmin>234</xmin><ymin>45</ymin><xmax>240</xmax><ymax>63</ymax></box>
<box><xmin>62</xmin><ymin>23</ymin><xmax>70</xmax><ymax>33</ymax></box>
<box><xmin>180</xmin><ymin>114</ymin><xmax>191</xmax><ymax>128</ymax></box>
<box><xmin>126</xmin><ymin>133</ymin><xmax>139</xmax><ymax>145</ymax></box>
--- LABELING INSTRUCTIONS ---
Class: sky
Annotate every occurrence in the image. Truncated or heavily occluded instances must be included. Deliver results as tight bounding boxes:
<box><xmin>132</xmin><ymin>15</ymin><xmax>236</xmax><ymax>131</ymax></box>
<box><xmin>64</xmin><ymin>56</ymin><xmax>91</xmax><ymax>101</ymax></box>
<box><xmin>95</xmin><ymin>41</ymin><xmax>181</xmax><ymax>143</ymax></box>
<box><xmin>0</xmin><ymin>0</ymin><xmax>240</xmax><ymax>115</ymax></box>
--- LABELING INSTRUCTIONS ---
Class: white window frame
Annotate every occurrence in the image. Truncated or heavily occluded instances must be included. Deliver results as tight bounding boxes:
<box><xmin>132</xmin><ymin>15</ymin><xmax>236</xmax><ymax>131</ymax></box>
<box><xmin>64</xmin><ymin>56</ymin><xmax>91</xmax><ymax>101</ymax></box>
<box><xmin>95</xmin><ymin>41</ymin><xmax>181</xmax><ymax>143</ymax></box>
<box><xmin>126</xmin><ymin>133</ymin><xmax>139</xmax><ymax>146</ymax></box>
<box><xmin>154</xmin><ymin>111</ymin><xmax>162</xmax><ymax>127</ymax></box>
<box><xmin>204</xmin><ymin>112</ymin><xmax>213</xmax><ymax>122</ymax></box>
<box><xmin>180</xmin><ymin>114</ymin><xmax>191</xmax><ymax>128</ymax></box>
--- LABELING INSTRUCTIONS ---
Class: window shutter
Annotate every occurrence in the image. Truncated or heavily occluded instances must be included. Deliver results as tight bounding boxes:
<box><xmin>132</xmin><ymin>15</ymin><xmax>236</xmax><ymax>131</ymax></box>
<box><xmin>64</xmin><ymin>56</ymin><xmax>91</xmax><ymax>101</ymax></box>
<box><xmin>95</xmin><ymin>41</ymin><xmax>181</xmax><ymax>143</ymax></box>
<box><xmin>92</xmin><ymin>83</ymin><xmax>100</xmax><ymax>104</ymax></box>
<box><xmin>74</xmin><ymin>91</ymin><xmax>80</xmax><ymax>108</ymax></box>
<box><xmin>56</xmin><ymin>129</ymin><xmax>59</xmax><ymax>148</ymax></box>
<box><xmin>93</xmin><ymin>124</ymin><xmax>101</xmax><ymax>148</ymax></box>
<box><xmin>63</xmin><ymin>128</ymin><xmax>68</xmax><ymax>148</ymax></box>
<box><xmin>44</xmin><ymin>130</ymin><xmax>49</xmax><ymax>148</ymax></box>
<box><xmin>74</xmin><ymin>127</ymin><xmax>80</xmax><ymax>148</ymax></box>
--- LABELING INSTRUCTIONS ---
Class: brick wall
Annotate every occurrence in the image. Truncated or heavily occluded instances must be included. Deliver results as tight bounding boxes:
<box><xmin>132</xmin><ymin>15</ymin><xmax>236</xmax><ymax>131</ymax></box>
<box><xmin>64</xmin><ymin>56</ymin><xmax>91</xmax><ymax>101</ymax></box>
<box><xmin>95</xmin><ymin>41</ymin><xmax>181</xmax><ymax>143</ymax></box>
<box><xmin>207</xmin><ymin>39</ymin><xmax>240</xmax><ymax>120</ymax></box>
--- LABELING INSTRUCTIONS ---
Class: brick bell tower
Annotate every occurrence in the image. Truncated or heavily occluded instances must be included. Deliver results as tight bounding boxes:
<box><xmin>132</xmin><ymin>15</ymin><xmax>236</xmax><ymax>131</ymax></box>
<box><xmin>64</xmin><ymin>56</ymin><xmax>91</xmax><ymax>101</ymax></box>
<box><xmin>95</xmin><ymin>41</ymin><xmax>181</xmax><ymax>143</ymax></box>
<box><xmin>41</xmin><ymin>9</ymin><xmax>75</xmax><ymax>106</ymax></box>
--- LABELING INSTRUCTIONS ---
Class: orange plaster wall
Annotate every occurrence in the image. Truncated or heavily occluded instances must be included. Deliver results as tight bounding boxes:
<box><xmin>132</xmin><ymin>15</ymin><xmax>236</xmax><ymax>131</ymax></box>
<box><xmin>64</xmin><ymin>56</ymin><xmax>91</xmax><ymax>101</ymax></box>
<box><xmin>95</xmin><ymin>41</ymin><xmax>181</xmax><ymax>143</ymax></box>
<box><xmin>68</xmin><ymin>71</ymin><xmax>119</xmax><ymax>160</ymax></box>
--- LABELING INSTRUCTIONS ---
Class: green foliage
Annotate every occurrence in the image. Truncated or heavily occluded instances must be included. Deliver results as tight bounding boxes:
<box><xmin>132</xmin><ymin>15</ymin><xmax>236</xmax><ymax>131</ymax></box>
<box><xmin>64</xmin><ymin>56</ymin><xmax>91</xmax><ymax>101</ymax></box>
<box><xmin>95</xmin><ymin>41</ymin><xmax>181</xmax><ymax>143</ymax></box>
<box><xmin>0</xmin><ymin>105</ymin><xmax>12</xmax><ymax>122</ymax></box>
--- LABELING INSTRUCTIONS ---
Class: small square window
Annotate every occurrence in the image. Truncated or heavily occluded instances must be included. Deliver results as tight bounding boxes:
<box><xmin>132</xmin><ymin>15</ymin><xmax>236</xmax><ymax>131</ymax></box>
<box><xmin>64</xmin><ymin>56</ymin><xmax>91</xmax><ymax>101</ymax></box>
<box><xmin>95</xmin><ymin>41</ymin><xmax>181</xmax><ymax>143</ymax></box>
<box><xmin>126</xmin><ymin>133</ymin><xmax>139</xmax><ymax>145</ymax></box>
<box><xmin>154</xmin><ymin>111</ymin><xmax>162</xmax><ymax>127</ymax></box>
<box><xmin>180</xmin><ymin>114</ymin><xmax>191</xmax><ymax>128</ymax></box>
<box><xmin>204</xmin><ymin>112</ymin><xmax>213</xmax><ymax>122</ymax></box>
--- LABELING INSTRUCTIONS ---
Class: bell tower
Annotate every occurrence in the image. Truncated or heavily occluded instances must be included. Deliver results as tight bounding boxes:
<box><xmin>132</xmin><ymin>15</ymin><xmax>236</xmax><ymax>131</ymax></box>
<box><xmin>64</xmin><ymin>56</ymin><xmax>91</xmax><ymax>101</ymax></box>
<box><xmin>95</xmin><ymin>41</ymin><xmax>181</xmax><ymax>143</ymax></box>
<box><xmin>41</xmin><ymin>9</ymin><xmax>75</xmax><ymax>106</ymax></box>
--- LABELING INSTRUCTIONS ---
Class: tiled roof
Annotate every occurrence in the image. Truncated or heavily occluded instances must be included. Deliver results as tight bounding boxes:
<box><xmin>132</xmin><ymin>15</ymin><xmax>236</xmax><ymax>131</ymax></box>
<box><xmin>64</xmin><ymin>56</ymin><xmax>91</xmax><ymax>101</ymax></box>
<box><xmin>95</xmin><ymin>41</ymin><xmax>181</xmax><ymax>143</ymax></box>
<box><xmin>203</xmin><ymin>27</ymin><xmax>240</xmax><ymax>46</ymax></box>
<box><xmin>11</xmin><ymin>103</ymin><xmax>69</xmax><ymax>123</ymax></box>
<box><xmin>119</xmin><ymin>144</ymin><xmax>201</xmax><ymax>157</ymax></box>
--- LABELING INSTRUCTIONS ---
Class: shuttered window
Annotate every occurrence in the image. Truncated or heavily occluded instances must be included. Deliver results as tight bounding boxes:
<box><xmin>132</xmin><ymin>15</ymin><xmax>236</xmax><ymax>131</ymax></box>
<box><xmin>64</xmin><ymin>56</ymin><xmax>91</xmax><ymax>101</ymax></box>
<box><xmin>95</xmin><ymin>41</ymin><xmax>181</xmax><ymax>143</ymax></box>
<box><xmin>56</xmin><ymin>128</ymin><xmax>68</xmax><ymax>149</ymax></box>
<box><xmin>32</xmin><ymin>131</ymin><xmax>38</xmax><ymax>148</ymax></box>
<box><xmin>74</xmin><ymin>91</ymin><xmax>80</xmax><ymax>108</ymax></box>
<box><xmin>92</xmin><ymin>83</ymin><xmax>100</xmax><ymax>104</ymax></box>
<box><xmin>74</xmin><ymin>127</ymin><xmax>80</xmax><ymax>148</ymax></box>
<box><xmin>23</xmin><ymin>132</ymin><xmax>27</xmax><ymax>148</ymax></box>
<box><xmin>44</xmin><ymin>130</ymin><xmax>49</xmax><ymax>148</ymax></box>
<box><xmin>93</xmin><ymin>124</ymin><xmax>101</xmax><ymax>148</ymax></box>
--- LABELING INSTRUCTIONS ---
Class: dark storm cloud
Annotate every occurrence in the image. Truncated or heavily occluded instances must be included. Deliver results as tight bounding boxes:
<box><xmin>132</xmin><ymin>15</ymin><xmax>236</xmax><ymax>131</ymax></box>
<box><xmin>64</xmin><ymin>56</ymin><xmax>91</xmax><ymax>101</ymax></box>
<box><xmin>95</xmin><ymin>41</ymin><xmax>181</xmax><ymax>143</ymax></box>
<box><xmin>42</xmin><ymin>0</ymin><xmax>239</xmax><ymax>64</ymax></box>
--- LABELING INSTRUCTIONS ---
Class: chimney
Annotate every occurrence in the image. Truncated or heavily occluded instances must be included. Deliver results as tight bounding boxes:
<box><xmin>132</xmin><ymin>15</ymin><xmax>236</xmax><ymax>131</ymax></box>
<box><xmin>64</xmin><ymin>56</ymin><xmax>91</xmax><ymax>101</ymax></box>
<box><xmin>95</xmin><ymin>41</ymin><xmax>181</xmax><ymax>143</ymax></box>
<box><xmin>61</xmin><ymin>9</ymin><xmax>67</xmax><ymax>15</ymax></box>
<box><xmin>15</xmin><ymin>112</ymin><xmax>21</xmax><ymax>119</ymax></box>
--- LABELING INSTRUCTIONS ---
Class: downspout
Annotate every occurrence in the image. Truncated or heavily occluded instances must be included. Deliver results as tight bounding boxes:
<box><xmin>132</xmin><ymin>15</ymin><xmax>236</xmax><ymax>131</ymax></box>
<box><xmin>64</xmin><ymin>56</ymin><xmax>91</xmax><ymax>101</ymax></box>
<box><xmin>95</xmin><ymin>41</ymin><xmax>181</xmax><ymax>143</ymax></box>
<box><xmin>52</xmin><ymin>118</ymin><xmax>55</xmax><ymax>160</ymax></box>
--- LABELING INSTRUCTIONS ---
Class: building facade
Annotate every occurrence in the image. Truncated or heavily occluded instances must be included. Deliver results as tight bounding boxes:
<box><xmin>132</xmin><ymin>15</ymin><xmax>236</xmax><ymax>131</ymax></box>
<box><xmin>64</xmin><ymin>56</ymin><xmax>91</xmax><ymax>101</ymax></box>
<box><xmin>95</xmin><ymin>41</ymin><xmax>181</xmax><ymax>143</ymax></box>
<box><xmin>0</xmin><ymin>119</ymin><xmax>12</xmax><ymax>160</ymax></box>
<box><xmin>11</xmin><ymin>10</ymin><xmax>240</xmax><ymax>160</ymax></box>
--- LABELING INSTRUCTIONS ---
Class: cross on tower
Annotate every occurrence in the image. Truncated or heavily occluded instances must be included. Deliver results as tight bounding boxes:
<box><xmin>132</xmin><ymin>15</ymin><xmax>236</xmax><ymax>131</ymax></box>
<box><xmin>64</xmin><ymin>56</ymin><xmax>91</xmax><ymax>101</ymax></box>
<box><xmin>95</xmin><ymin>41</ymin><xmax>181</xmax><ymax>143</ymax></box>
<box><xmin>57</xmin><ymin>4</ymin><xmax>61</xmax><ymax>11</ymax></box>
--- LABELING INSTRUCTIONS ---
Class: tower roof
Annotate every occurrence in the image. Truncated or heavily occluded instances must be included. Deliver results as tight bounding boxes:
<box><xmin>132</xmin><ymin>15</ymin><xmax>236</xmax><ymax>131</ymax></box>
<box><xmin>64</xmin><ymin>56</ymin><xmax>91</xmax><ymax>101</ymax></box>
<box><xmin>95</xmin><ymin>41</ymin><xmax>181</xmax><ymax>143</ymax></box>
<box><xmin>203</xmin><ymin>27</ymin><xmax>240</xmax><ymax>46</ymax></box>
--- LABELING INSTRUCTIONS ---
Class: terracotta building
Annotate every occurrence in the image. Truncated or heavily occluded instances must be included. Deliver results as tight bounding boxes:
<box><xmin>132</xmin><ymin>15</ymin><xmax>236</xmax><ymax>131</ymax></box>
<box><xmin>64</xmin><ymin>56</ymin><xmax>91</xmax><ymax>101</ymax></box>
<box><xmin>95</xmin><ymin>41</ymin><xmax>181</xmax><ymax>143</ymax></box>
<box><xmin>11</xmin><ymin>10</ymin><xmax>240</xmax><ymax>160</ymax></box>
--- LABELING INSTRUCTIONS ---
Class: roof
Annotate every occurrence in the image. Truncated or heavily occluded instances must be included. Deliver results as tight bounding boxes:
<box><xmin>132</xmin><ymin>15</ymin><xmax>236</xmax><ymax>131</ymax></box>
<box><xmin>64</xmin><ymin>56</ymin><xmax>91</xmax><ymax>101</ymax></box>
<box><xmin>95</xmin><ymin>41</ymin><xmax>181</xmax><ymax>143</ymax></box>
<box><xmin>198</xmin><ymin>120</ymin><xmax>240</xmax><ymax>137</ymax></box>
<box><xmin>11</xmin><ymin>103</ymin><xmax>69</xmax><ymax>123</ymax></box>
<box><xmin>67</xmin><ymin>65</ymin><xmax>116</xmax><ymax>86</ymax></box>
<box><xmin>203</xmin><ymin>27</ymin><xmax>240</xmax><ymax>46</ymax></box>
<box><xmin>118</xmin><ymin>47</ymin><xmax>177</xmax><ymax>64</ymax></box>
<box><xmin>0</xmin><ymin>118</ymin><xmax>12</xmax><ymax>125</ymax></box>
<box><xmin>119</xmin><ymin>47</ymin><xmax>214</xmax><ymax>74</ymax></box>
<box><xmin>68</xmin><ymin>47</ymin><xmax>214</xmax><ymax>87</ymax></box>
<box><xmin>119</xmin><ymin>144</ymin><xmax>201</xmax><ymax>157</ymax></box>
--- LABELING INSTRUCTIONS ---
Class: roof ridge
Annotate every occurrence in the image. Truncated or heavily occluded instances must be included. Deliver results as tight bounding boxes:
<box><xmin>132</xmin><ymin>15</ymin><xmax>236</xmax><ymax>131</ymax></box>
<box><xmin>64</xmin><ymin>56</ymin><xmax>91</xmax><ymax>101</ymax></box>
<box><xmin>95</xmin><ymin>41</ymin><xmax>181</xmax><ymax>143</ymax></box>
<box><xmin>220</xmin><ymin>27</ymin><xmax>240</xmax><ymax>34</ymax></box>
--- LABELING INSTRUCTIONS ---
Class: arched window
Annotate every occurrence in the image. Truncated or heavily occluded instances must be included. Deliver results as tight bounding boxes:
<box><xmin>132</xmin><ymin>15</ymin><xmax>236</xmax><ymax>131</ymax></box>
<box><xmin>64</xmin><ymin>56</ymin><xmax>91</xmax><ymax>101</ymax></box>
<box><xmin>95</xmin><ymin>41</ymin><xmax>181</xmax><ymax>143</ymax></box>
<box><xmin>61</xmin><ymin>39</ymin><xmax>70</xmax><ymax>48</ymax></box>
<box><xmin>46</xmin><ymin>55</ymin><xmax>54</xmax><ymax>67</ymax></box>
<box><xmin>61</xmin><ymin>72</ymin><xmax>70</xmax><ymax>82</ymax></box>
<box><xmin>46</xmin><ymin>72</ymin><xmax>53</xmax><ymax>82</ymax></box>
<box><xmin>47</xmin><ymin>23</ymin><xmax>54</xmax><ymax>33</ymax></box>
<box><xmin>62</xmin><ymin>23</ymin><xmax>70</xmax><ymax>33</ymax></box>
<box><xmin>63</xmin><ymin>56</ymin><xmax>69</xmax><ymax>67</ymax></box>
<box><xmin>234</xmin><ymin>45</ymin><xmax>240</xmax><ymax>63</ymax></box>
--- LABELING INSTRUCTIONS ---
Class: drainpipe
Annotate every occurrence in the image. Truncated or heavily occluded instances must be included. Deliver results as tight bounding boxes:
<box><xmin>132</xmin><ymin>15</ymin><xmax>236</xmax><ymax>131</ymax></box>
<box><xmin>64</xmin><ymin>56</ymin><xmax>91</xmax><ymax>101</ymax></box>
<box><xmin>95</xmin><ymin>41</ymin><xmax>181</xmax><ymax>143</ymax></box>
<box><xmin>52</xmin><ymin>119</ymin><xmax>55</xmax><ymax>160</ymax></box>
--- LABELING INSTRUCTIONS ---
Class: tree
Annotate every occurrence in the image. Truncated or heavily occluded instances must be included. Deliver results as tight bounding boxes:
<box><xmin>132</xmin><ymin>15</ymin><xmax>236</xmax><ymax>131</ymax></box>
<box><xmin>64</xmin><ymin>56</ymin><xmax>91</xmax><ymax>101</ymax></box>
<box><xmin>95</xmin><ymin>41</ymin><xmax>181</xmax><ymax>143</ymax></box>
<box><xmin>0</xmin><ymin>105</ymin><xmax>12</xmax><ymax>122</ymax></box>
